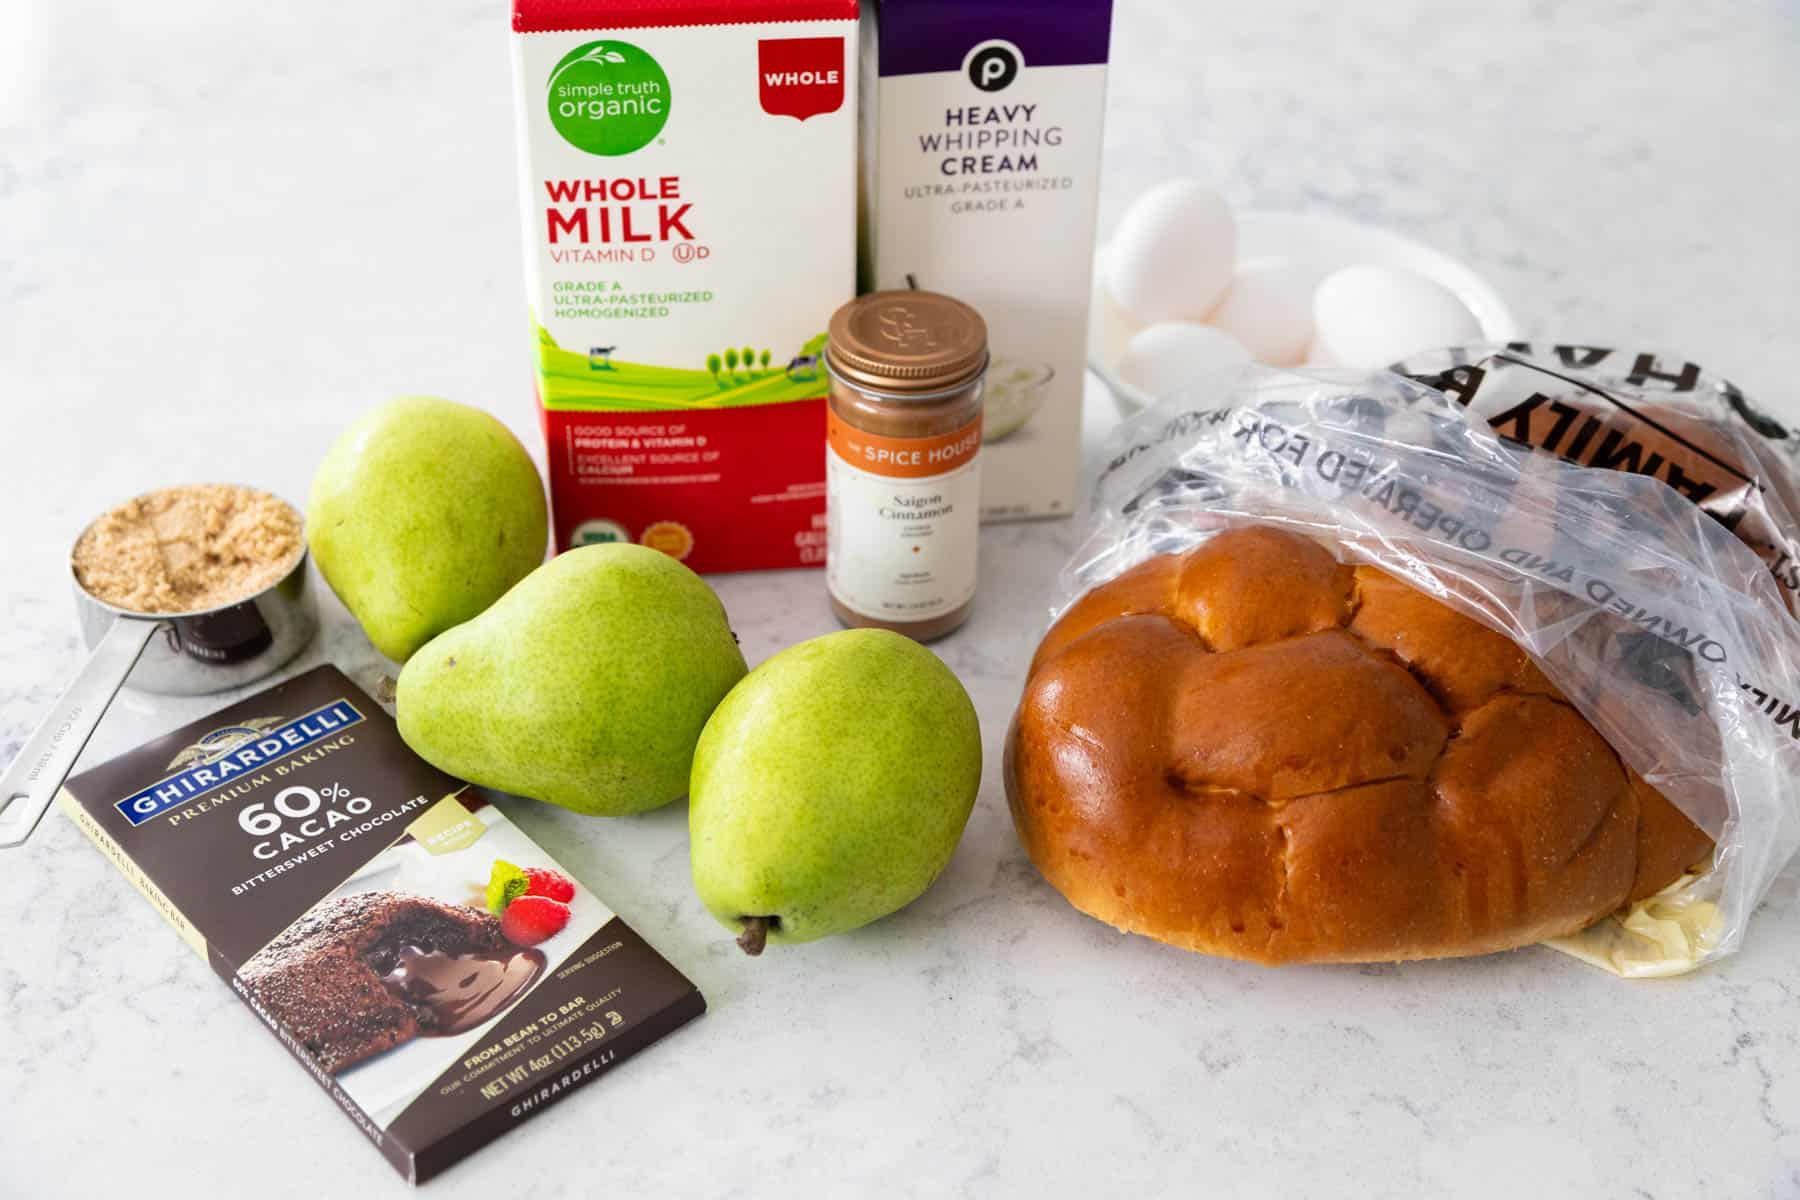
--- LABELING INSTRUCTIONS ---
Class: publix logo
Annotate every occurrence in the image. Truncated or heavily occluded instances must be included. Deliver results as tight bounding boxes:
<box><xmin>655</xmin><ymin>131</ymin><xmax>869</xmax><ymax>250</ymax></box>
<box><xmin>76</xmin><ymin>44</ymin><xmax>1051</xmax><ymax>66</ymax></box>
<box><xmin>547</xmin><ymin>40</ymin><xmax>671</xmax><ymax>156</ymax></box>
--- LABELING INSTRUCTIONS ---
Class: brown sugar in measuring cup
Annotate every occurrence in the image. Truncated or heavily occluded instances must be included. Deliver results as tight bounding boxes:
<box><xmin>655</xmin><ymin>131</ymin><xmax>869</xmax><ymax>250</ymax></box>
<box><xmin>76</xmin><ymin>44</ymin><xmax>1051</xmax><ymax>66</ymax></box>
<box><xmin>824</xmin><ymin>291</ymin><xmax>989</xmax><ymax>641</ymax></box>
<box><xmin>0</xmin><ymin>484</ymin><xmax>318</xmax><ymax>849</ymax></box>
<box><xmin>71</xmin><ymin>483</ymin><xmax>303</xmax><ymax>615</ymax></box>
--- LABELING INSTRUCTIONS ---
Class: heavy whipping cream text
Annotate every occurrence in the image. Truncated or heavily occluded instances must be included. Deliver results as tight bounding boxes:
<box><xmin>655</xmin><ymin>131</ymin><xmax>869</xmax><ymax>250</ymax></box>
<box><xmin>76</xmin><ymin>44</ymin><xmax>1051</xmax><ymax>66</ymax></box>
<box><xmin>920</xmin><ymin>103</ymin><xmax>1064</xmax><ymax>176</ymax></box>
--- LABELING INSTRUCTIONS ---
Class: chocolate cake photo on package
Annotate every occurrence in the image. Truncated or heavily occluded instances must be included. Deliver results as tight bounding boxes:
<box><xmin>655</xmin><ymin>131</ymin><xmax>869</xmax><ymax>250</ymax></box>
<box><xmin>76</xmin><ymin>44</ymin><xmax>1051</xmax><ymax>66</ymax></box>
<box><xmin>238</xmin><ymin>792</ymin><xmax>617</xmax><ymax>1126</ymax></box>
<box><xmin>55</xmin><ymin>665</ymin><xmax>704</xmax><ymax>1184</ymax></box>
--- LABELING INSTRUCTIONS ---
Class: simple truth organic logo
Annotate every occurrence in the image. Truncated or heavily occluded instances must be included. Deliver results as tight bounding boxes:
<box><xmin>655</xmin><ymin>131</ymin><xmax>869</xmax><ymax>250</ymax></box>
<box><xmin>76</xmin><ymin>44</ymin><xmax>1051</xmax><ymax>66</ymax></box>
<box><xmin>547</xmin><ymin>40</ymin><xmax>672</xmax><ymax>156</ymax></box>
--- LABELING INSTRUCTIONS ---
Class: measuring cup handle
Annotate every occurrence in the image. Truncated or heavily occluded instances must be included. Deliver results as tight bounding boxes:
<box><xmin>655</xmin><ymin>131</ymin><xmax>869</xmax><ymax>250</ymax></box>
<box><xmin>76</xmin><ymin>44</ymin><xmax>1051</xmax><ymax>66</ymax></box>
<box><xmin>0</xmin><ymin>618</ymin><xmax>162</xmax><ymax>849</ymax></box>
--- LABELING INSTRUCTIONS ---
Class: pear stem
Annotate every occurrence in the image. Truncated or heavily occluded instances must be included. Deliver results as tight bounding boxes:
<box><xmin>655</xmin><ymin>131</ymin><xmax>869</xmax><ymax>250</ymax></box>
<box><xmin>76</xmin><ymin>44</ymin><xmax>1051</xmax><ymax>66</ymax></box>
<box><xmin>736</xmin><ymin>916</ymin><xmax>774</xmax><ymax>956</ymax></box>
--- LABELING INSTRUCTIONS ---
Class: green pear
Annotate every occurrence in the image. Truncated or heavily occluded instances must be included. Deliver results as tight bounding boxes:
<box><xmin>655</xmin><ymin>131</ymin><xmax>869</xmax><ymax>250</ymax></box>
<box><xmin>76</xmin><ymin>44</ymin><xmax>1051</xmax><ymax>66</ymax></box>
<box><xmin>689</xmin><ymin>629</ymin><xmax>982</xmax><ymax>954</ymax></box>
<box><xmin>395</xmin><ymin>543</ymin><xmax>747</xmax><ymax>816</ymax></box>
<box><xmin>309</xmin><ymin>396</ymin><xmax>548</xmax><ymax>662</ymax></box>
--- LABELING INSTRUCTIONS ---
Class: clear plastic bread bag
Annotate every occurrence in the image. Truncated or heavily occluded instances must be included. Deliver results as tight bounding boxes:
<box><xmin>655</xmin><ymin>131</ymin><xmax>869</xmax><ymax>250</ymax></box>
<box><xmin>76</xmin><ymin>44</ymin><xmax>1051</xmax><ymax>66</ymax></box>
<box><xmin>1064</xmin><ymin>365</ymin><xmax>1800</xmax><ymax>976</ymax></box>
<box><xmin>1394</xmin><ymin>342</ymin><xmax>1800</xmax><ymax>620</ymax></box>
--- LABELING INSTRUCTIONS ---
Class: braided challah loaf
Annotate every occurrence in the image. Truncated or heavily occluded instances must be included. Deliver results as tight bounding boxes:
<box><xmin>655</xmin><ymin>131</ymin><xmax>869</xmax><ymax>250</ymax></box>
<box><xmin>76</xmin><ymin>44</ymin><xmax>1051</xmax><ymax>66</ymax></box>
<box><xmin>1005</xmin><ymin>525</ymin><xmax>1713</xmax><ymax>964</ymax></box>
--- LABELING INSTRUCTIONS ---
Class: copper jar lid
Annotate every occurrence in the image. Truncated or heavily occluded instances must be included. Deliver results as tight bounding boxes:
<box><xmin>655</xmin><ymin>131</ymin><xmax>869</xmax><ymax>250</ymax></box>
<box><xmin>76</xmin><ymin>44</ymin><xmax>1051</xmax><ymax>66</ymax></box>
<box><xmin>825</xmin><ymin>290</ymin><xmax>989</xmax><ymax>393</ymax></box>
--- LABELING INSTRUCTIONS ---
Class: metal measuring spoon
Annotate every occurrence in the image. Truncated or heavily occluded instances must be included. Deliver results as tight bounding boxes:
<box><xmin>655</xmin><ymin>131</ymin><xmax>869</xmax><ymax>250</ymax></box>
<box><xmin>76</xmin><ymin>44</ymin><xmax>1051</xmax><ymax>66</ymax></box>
<box><xmin>0</xmin><ymin>499</ymin><xmax>319</xmax><ymax>847</ymax></box>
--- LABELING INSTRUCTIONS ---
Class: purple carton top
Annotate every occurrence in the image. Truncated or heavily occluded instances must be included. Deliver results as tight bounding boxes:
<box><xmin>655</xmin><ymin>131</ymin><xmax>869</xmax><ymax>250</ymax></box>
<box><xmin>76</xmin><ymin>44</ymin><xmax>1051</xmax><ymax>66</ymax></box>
<box><xmin>876</xmin><ymin>0</ymin><xmax>1114</xmax><ymax>77</ymax></box>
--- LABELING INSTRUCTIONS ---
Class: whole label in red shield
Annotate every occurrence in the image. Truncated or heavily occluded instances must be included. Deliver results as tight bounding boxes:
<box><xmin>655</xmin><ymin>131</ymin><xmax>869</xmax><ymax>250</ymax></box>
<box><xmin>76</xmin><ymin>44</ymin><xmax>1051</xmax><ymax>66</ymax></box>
<box><xmin>758</xmin><ymin>37</ymin><xmax>846</xmax><ymax>121</ymax></box>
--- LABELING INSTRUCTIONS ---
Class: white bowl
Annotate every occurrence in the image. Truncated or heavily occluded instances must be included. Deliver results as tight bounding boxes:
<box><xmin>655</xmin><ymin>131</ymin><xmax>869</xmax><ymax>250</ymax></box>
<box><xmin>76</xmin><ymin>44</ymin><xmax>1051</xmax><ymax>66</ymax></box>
<box><xmin>1090</xmin><ymin>211</ymin><xmax>1521</xmax><ymax>415</ymax></box>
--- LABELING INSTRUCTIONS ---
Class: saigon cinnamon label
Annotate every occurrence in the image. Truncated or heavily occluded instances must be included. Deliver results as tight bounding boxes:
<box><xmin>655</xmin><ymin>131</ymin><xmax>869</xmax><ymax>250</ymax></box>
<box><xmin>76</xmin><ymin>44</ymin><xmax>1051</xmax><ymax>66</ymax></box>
<box><xmin>825</xmin><ymin>408</ymin><xmax>983</xmax><ymax>622</ymax></box>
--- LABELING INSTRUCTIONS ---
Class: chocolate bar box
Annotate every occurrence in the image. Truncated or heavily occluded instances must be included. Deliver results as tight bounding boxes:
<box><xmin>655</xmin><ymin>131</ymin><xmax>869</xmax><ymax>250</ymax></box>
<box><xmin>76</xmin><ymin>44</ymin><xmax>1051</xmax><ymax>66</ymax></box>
<box><xmin>57</xmin><ymin>665</ymin><xmax>703</xmax><ymax>1184</ymax></box>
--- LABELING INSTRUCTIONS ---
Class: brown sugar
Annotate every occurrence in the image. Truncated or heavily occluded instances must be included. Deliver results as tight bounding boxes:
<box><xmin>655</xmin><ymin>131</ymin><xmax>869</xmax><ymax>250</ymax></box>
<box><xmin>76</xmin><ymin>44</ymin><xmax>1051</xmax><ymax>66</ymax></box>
<box><xmin>72</xmin><ymin>484</ymin><xmax>304</xmax><ymax>614</ymax></box>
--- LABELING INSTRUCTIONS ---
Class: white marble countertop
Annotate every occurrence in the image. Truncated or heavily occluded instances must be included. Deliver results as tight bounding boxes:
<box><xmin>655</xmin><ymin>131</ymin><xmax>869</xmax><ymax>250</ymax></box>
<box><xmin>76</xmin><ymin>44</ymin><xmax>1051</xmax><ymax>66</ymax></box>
<box><xmin>5</xmin><ymin>1</ymin><xmax>1799</xmax><ymax>1195</ymax></box>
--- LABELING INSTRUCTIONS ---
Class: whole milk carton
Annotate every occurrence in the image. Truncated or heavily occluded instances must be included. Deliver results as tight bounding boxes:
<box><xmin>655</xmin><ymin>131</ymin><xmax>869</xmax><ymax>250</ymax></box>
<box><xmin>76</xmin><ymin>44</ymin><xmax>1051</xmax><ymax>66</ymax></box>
<box><xmin>512</xmin><ymin>0</ymin><xmax>860</xmax><ymax>571</ymax></box>
<box><xmin>861</xmin><ymin>0</ymin><xmax>1115</xmax><ymax>521</ymax></box>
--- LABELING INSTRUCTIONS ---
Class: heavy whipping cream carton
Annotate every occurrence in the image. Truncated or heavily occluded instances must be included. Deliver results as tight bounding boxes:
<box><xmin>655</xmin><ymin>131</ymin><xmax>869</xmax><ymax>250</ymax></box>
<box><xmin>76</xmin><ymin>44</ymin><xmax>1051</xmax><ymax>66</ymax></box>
<box><xmin>511</xmin><ymin>0</ymin><xmax>859</xmax><ymax>571</ymax></box>
<box><xmin>860</xmin><ymin>0</ymin><xmax>1115</xmax><ymax>521</ymax></box>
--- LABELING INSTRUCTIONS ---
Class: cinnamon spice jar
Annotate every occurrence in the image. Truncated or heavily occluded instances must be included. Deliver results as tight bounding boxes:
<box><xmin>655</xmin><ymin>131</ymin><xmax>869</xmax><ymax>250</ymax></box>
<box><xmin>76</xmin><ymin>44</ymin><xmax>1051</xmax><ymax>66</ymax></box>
<box><xmin>824</xmin><ymin>291</ymin><xmax>989</xmax><ymax>641</ymax></box>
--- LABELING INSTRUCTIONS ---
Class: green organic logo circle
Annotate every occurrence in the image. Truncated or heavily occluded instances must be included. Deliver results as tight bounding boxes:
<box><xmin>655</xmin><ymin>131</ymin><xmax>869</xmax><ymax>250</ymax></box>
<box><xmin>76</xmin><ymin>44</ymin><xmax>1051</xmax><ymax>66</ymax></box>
<box><xmin>546</xmin><ymin>40</ymin><xmax>671</xmax><ymax>156</ymax></box>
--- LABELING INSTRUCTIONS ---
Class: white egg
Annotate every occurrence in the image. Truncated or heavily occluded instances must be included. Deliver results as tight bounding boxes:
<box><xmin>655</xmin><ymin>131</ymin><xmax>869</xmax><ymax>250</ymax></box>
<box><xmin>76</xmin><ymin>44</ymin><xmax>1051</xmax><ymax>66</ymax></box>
<box><xmin>1105</xmin><ymin>180</ymin><xmax>1236</xmax><ymax>325</ymax></box>
<box><xmin>1206</xmin><ymin>259</ymin><xmax>1318</xmax><ymax>366</ymax></box>
<box><xmin>1311</xmin><ymin>264</ymin><xmax>1482</xmax><ymax>368</ymax></box>
<box><xmin>1089</xmin><ymin>256</ymin><xmax>1143</xmax><ymax>366</ymax></box>
<box><xmin>1301</xmin><ymin>338</ymin><xmax>1338</xmax><ymax>367</ymax></box>
<box><xmin>1118</xmin><ymin>322</ymin><xmax>1251</xmax><ymax>400</ymax></box>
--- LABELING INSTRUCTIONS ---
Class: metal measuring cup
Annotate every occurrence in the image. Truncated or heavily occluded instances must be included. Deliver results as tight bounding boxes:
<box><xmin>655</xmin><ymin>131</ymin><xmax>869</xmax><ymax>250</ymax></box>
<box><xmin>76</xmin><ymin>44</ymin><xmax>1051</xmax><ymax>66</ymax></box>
<box><xmin>0</xmin><ymin>496</ymin><xmax>319</xmax><ymax>847</ymax></box>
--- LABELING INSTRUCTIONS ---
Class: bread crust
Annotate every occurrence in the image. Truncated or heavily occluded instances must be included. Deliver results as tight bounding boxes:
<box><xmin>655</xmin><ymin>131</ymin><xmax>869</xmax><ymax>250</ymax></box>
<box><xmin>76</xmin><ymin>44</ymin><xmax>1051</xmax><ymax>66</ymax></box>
<box><xmin>1006</xmin><ymin>526</ymin><xmax>1714</xmax><ymax>964</ymax></box>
